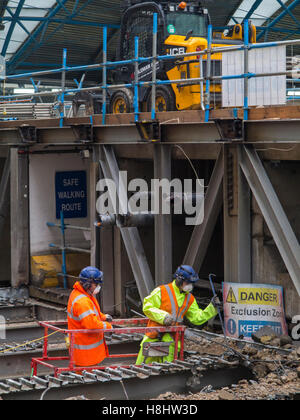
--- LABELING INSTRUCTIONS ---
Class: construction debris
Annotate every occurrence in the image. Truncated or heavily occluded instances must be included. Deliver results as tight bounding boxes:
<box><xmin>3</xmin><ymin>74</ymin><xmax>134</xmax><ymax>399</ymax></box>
<box><xmin>156</xmin><ymin>376</ymin><xmax>300</xmax><ymax>400</ymax></box>
<box><xmin>155</xmin><ymin>329</ymin><xmax>300</xmax><ymax>400</ymax></box>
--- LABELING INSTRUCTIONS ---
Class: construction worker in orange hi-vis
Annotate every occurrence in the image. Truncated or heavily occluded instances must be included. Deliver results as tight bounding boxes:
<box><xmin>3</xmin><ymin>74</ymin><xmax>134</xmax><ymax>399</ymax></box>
<box><xmin>67</xmin><ymin>266</ymin><xmax>113</xmax><ymax>367</ymax></box>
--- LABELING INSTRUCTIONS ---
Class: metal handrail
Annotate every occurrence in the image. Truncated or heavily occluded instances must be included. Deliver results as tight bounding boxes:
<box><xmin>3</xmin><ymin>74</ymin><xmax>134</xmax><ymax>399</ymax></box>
<box><xmin>1</xmin><ymin>18</ymin><xmax>300</xmax><ymax>124</ymax></box>
<box><xmin>47</xmin><ymin>211</ymin><xmax>90</xmax><ymax>288</ymax></box>
<box><xmin>31</xmin><ymin>319</ymin><xmax>186</xmax><ymax>377</ymax></box>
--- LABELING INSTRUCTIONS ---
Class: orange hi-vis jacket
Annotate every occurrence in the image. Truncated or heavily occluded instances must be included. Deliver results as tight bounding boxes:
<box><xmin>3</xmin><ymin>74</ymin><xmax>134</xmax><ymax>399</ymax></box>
<box><xmin>146</xmin><ymin>282</ymin><xmax>195</xmax><ymax>339</ymax></box>
<box><xmin>67</xmin><ymin>281</ymin><xmax>112</xmax><ymax>367</ymax></box>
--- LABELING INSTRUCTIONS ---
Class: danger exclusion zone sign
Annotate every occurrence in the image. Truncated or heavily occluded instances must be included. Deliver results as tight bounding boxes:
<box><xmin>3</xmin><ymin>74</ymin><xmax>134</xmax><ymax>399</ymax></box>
<box><xmin>222</xmin><ymin>282</ymin><xmax>288</xmax><ymax>340</ymax></box>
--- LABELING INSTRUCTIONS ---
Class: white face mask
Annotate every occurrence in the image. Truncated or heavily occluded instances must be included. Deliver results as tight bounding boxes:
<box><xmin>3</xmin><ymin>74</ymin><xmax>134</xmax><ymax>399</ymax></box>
<box><xmin>93</xmin><ymin>285</ymin><xmax>101</xmax><ymax>295</ymax></box>
<box><xmin>182</xmin><ymin>283</ymin><xmax>193</xmax><ymax>293</ymax></box>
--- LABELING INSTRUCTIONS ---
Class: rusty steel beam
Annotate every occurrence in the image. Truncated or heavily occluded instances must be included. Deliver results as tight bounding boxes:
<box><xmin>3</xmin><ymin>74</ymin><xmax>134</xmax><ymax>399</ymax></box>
<box><xmin>183</xmin><ymin>148</ymin><xmax>223</xmax><ymax>272</ymax></box>
<box><xmin>0</xmin><ymin>117</ymin><xmax>300</xmax><ymax>147</ymax></box>
<box><xmin>99</xmin><ymin>146</ymin><xmax>154</xmax><ymax>300</ymax></box>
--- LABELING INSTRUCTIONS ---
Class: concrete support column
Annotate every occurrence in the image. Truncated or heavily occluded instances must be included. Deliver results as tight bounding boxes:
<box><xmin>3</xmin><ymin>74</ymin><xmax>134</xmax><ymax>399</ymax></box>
<box><xmin>153</xmin><ymin>144</ymin><xmax>172</xmax><ymax>285</ymax></box>
<box><xmin>10</xmin><ymin>148</ymin><xmax>30</xmax><ymax>288</ymax></box>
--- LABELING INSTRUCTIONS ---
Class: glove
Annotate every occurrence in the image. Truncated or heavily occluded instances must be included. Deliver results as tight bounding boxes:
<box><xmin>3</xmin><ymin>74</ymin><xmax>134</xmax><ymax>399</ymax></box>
<box><xmin>210</xmin><ymin>294</ymin><xmax>222</xmax><ymax>309</ymax></box>
<box><xmin>105</xmin><ymin>314</ymin><xmax>113</xmax><ymax>323</ymax></box>
<box><xmin>163</xmin><ymin>314</ymin><xmax>176</xmax><ymax>326</ymax></box>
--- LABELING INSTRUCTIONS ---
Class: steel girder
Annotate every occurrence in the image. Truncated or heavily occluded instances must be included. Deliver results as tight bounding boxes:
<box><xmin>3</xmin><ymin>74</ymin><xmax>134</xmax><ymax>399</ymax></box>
<box><xmin>1</xmin><ymin>0</ymin><xmax>26</xmax><ymax>57</ymax></box>
<box><xmin>153</xmin><ymin>145</ymin><xmax>172</xmax><ymax>286</ymax></box>
<box><xmin>5</xmin><ymin>0</ymin><xmax>118</xmax><ymax>74</ymax></box>
<box><xmin>239</xmin><ymin>145</ymin><xmax>300</xmax><ymax>296</ymax></box>
<box><xmin>237</xmin><ymin>147</ymin><xmax>252</xmax><ymax>284</ymax></box>
<box><xmin>7</xmin><ymin>0</ymin><xmax>70</xmax><ymax>73</ymax></box>
<box><xmin>183</xmin><ymin>148</ymin><xmax>224</xmax><ymax>273</ymax></box>
<box><xmin>10</xmin><ymin>148</ymin><xmax>30</xmax><ymax>288</ymax></box>
<box><xmin>257</xmin><ymin>0</ymin><xmax>300</xmax><ymax>41</ymax></box>
<box><xmin>99</xmin><ymin>145</ymin><xmax>154</xmax><ymax>301</ymax></box>
<box><xmin>243</xmin><ymin>0</ymin><xmax>264</xmax><ymax>22</ymax></box>
<box><xmin>1</xmin><ymin>118</ymin><xmax>300</xmax><ymax>146</ymax></box>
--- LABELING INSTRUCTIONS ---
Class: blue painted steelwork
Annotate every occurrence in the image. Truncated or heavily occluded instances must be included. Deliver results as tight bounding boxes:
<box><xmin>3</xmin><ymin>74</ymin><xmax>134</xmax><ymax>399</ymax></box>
<box><xmin>102</xmin><ymin>26</ymin><xmax>107</xmax><ymax>126</ymax></box>
<box><xmin>7</xmin><ymin>0</ymin><xmax>70</xmax><ymax>73</ymax></box>
<box><xmin>151</xmin><ymin>13</ymin><xmax>158</xmax><ymax>121</ymax></box>
<box><xmin>21</xmin><ymin>62</ymin><xmax>67</xmax><ymax>68</ymax></box>
<box><xmin>1</xmin><ymin>14</ymin><xmax>299</xmax><ymax>126</ymax></box>
<box><xmin>256</xmin><ymin>26</ymin><xmax>300</xmax><ymax>35</ymax></box>
<box><xmin>275</xmin><ymin>0</ymin><xmax>300</xmax><ymax>28</ymax></box>
<box><xmin>60</xmin><ymin>48</ymin><xmax>67</xmax><ymax>127</ymax></box>
<box><xmin>60</xmin><ymin>210</ymin><xmax>67</xmax><ymax>289</ymax></box>
<box><xmin>5</xmin><ymin>5</ymin><xmax>40</xmax><ymax>51</ymax></box>
<box><xmin>2</xmin><ymin>16</ymin><xmax>120</xmax><ymax>28</ymax></box>
<box><xmin>242</xmin><ymin>0</ymin><xmax>264</xmax><ymax>22</ymax></box>
<box><xmin>204</xmin><ymin>24</ymin><xmax>212</xmax><ymax>123</ymax></box>
<box><xmin>48</xmin><ymin>211</ymin><xmax>67</xmax><ymax>289</ymax></box>
<box><xmin>30</xmin><ymin>77</ymin><xmax>41</xmax><ymax>103</ymax></box>
<box><xmin>257</xmin><ymin>0</ymin><xmax>300</xmax><ymax>41</ymax></box>
<box><xmin>244</xmin><ymin>19</ymin><xmax>249</xmax><ymax>121</ymax></box>
<box><xmin>1</xmin><ymin>0</ymin><xmax>26</xmax><ymax>56</ymax></box>
<box><xmin>5</xmin><ymin>0</ymin><xmax>118</xmax><ymax>75</ymax></box>
<box><xmin>134</xmin><ymin>36</ymin><xmax>139</xmax><ymax>123</ymax></box>
<box><xmin>4</xmin><ymin>0</ymin><xmax>121</xmax><ymax>75</ymax></box>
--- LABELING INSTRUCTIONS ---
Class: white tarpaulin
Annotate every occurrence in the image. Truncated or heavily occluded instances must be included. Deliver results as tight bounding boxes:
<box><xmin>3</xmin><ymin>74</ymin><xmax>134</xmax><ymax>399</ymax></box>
<box><xmin>223</xmin><ymin>282</ymin><xmax>288</xmax><ymax>340</ymax></box>
<box><xmin>222</xmin><ymin>45</ymin><xmax>286</xmax><ymax>107</ymax></box>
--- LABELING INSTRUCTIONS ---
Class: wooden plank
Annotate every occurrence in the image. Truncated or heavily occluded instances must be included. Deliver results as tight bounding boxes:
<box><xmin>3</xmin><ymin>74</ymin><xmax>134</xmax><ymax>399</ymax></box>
<box><xmin>2</xmin><ymin>105</ymin><xmax>300</xmax><ymax>131</ymax></box>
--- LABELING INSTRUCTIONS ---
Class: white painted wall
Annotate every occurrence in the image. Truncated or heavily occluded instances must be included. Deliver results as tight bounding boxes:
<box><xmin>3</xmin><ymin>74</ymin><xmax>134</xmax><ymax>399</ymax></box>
<box><xmin>29</xmin><ymin>153</ymin><xmax>90</xmax><ymax>255</ymax></box>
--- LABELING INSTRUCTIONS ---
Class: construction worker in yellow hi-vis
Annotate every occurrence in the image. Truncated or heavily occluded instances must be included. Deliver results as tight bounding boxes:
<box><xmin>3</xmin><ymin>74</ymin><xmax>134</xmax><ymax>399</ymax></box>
<box><xmin>136</xmin><ymin>265</ymin><xmax>220</xmax><ymax>365</ymax></box>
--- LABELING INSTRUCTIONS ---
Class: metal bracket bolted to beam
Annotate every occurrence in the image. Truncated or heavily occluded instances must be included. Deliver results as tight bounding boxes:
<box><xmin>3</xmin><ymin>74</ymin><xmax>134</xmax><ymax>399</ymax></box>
<box><xmin>214</xmin><ymin>119</ymin><xmax>244</xmax><ymax>143</ymax></box>
<box><xmin>135</xmin><ymin>120</ymin><xmax>161</xmax><ymax>142</ymax></box>
<box><xmin>18</xmin><ymin>125</ymin><xmax>38</xmax><ymax>144</ymax></box>
<box><xmin>70</xmin><ymin>124</ymin><xmax>95</xmax><ymax>144</ymax></box>
<box><xmin>239</xmin><ymin>145</ymin><xmax>300</xmax><ymax>296</ymax></box>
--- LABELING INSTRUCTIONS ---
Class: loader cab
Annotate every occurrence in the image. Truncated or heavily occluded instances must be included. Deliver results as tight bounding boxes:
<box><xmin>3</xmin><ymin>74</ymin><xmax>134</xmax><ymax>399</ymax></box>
<box><xmin>165</xmin><ymin>3</ymin><xmax>208</xmax><ymax>38</ymax></box>
<box><xmin>118</xmin><ymin>2</ymin><xmax>165</xmax><ymax>67</ymax></box>
<box><xmin>110</xmin><ymin>1</ymin><xmax>210</xmax><ymax>114</ymax></box>
<box><xmin>117</xmin><ymin>1</ymin><xmax>209</xmax><ymax>82</ymax></box>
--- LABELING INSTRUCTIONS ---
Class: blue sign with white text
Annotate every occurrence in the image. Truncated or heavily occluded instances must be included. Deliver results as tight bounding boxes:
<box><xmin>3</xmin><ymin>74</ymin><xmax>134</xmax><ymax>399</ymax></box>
<box><xmin>238</xmin><ymin>320</ymin><xmax>283</xmax><ymax>338</ymax></box>
<box><xmin>55</xmin><ymin>171</ymin><xmax>87</xmax><ymax>219</ymax></box>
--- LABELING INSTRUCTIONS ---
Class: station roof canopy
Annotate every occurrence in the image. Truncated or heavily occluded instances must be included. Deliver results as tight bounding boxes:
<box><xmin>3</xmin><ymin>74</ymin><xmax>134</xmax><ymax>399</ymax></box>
<box><xmin>0</xmin><ymin>0</ymin><xmax>300</xmax><ymax>84</ymax></box>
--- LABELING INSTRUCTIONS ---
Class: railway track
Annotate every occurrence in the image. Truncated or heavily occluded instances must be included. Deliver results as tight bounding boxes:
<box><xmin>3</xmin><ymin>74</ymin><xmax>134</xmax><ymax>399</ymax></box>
<box><xmin>0</xmin><ymin>331</ymin><xmax>143</xmax><ymax>379</ymax></box>
<box><xmin>0</xmin><ymin>353</ymin><xmax>254</xmax><ymax>400</ymax></box>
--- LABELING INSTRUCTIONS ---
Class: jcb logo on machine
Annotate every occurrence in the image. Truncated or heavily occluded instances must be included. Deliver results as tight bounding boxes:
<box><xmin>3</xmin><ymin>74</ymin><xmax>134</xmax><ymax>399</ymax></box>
<box><xmin>167</xmin><ymin>47</ymin><xmax>186</xmax><ymax>56</ymax></box>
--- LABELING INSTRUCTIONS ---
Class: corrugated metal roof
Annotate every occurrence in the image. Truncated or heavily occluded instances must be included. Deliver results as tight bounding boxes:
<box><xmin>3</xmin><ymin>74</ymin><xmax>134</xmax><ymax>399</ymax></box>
<box><xmin>7</xmin><ymin>0</ymin><xmax>244</xmax><ymax>82</ymax></box>
<box><xmin>8</xmin><ymin>0</ymin><xmax>122</xmax><ymax>78</ymax></box>
<box><xmin>258</xmin><ymin>0</ymin><xmax>300</xmax><ymax>40</ymax></box>
<box><xmin>0</xmin><ymin>0</ymin><xmax>57</xmax><ymax>60</ymax></box>
<box><xmin>205</xmin><ymin>0</ymin><xmax>243</xmax><ymax>27</ymax></box>
<box><xmin>5</xmin><ymin>0</ymin><xmax>300</xmax><ymax>84</ymax></box>
<box><xmin>228</xmin><ymin>0</ymin><xmax>290</xmax><ymax>26</ymax></box>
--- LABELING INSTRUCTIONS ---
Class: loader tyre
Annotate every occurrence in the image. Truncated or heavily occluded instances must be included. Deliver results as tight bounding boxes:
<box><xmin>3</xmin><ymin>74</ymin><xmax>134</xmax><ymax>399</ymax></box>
<box><xmin>146</xmin><ymin>85</ymin><xmax>176</xmax><ymax>112</ymax></box>
<box><xmin>109</xmin><ymin>88</ymin><xmax>134</xmax><ymax>114</ymax></box>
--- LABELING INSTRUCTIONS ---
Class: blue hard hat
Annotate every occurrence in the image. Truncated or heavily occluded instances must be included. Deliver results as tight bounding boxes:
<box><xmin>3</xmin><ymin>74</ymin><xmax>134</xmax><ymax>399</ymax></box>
<box><xmin>174</xmin><ymin>265</ymin><xmax>199</xmax><ymax>283</ymax></box>
<box><xmin>79</xmin><ymin>266</ymin><xmax>103</xmax><ymax>284</ymax></box>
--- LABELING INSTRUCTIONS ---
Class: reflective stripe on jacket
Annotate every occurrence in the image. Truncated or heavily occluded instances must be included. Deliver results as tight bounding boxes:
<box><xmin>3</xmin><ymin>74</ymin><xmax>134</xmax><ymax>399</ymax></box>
<box><xmin>143</xmin><ymin>280</ymin><xmax>218</xmax><ymax>339</ymax></box>
<box><xmin>146</xmin><ymin>281</ymin><xmax>195</xmax><ymax>339</ymax></box>
<box><xmin>67</xmin><ymin>281</ymin><xmax>112</xmax><ymax>366</ymax></box>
